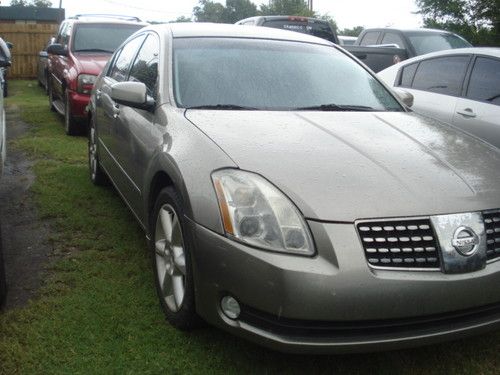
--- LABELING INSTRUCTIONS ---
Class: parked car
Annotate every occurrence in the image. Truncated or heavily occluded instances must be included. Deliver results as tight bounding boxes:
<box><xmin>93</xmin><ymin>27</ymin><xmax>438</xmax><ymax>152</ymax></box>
<box><xmin>356</xmin><ymin>27</ymin><xmax>472</xmax><ymax>58</ymax></box>
<box><xmin>338</xmin><ymin>35</ymin><xmax>357</xmax><ymax>46</ymax></box>
<box><xmin>89</xmin><ymin>23</ymin><xmax>500</xmax><ymax>354</ymax></box>
<box><xmin>0</xmin><ymin>37</ymin><xmax>9</xmax><ymax>306</ymax></box>
<box><xmin>0</xmin><ymin>38</ymin><xmax>11</xmax><ymax>98</ymax></box>
<box><xmin>37</xmin><ymin>37</ymin><xmax>55</xmax><ymax>94</ymax></box>
<box><xmin>47</xmin><ymin>14</ymin><xmax>147</xmax><ymax>135</ymax></box>
<box><xmin>378</xmin><ymin>48</ymin><xmax>500</xmax><ymax>149</ymax></box>
<box><xmin>236</xmin><ymin>16</ymin><xmax>408</xmax><ymax>72</ymax></box>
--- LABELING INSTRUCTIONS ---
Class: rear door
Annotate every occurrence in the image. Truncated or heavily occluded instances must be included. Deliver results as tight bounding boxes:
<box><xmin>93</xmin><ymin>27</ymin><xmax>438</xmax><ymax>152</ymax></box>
<box><xmin>452</xmin><ymin>56</ymin><xmax>500</xmax><ymax>148</ymax></box>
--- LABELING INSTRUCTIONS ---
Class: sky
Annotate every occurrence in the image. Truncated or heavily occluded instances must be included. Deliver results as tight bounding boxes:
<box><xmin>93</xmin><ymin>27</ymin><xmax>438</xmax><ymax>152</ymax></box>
<box><xmin>6</xmin><ymin>0</ymin><xmax>424</xmax><ymax>30</ymax></box>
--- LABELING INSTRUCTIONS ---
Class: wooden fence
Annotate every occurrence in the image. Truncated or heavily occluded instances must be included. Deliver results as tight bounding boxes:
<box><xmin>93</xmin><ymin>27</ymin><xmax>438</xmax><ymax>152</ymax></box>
<box><xmin>0</xmin><ymin>23</ymin><xmax>58</xmax><ymax>79</ymax></box>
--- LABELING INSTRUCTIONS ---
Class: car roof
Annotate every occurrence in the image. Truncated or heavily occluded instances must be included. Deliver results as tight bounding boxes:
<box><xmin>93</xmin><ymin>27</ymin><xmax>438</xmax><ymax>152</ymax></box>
<box><xmin>146</xmin><ymin>22</ymin><xmax>333</xmax><ymax>45</ymax></box>
<box><xmin>397</xmin><ymin>47</ymin><xmax>500</xmax><ymax>65</ymax></box>
<box><xmin>365</xmin><ymin>27</ymin><xmax>468</xmax><ymax>35</ymax></box>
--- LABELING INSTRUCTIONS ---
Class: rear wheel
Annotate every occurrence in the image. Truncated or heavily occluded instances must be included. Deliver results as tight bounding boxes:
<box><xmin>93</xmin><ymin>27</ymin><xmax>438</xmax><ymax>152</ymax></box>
<box><xmin>88</xmin><ymin>115</ymin><xmax>109</xmax><ymax>186</ymax></box>
<box><xmin>151</xmin><ymin>187</ymin><xmax>200</xmax><ymax>330</ymax></box>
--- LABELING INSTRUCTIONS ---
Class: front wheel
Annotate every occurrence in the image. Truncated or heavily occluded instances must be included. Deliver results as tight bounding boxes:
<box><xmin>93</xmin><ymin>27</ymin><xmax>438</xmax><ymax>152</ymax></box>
<box><xmin>151</xmin><ymin>187</ymin><xmax>200</xmax><ymax>330</ymax></box>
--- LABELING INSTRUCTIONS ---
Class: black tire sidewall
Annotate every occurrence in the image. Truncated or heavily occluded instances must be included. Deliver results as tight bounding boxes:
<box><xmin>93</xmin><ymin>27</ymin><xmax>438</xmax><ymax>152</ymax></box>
<box><xmin>150</xmin><ymin>187</ymin><xmax>199</xmax><ymax>330</ymax></box>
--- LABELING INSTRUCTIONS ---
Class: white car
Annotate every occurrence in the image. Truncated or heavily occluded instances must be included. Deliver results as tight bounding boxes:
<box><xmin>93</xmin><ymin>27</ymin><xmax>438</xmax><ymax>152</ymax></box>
<box><xmin>378</xmin><ymin>48</ymin><xmax>500</xmax><ymax>149</ymax></box>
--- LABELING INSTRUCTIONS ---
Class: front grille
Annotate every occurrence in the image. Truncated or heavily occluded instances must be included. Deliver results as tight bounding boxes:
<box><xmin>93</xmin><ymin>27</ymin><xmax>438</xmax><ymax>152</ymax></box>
<box><xmin>484</xmin><ymin>210</ymin><xmax>500</xmax><ymax>261</ymax></box>
<box><xmin>357</xmin><ymin>218</ymin><xmax>440</xmax><ymax>269</ymax></box>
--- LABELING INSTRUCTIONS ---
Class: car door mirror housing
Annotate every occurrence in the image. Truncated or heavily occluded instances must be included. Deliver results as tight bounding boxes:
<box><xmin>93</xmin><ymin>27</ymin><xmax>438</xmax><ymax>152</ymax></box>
<box><xmin>0</xmin><ymin>59</ymin><xmax>10</xmax><ymax>68</ymax></box>
<box><xmin>394</xmin><ymin>88</ymin><xmax>414</xmax><ymax>108</ymax></box>
<box><xmin>47</xmin><ymin>43</ymin><xmax>68</xmax><ymax>56</ymax></box>
<box><xmin>39</xmin><ymin>51</ymin><xmax>48</xmax><ymax>58</ymax></box>
<box><xmin>111</xmin><ymin>81</ymin><xmax>155</xmax><ymax>111</ymax></box>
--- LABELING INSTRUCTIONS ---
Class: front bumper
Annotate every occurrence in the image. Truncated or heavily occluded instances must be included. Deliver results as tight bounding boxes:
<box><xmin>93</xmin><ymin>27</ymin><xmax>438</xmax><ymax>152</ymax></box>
<box><xmin>68</xmin><ymin>90</ymin><xmax>90</xmax><ymax>120</ymax></box>
<box><xmin>188</xmin><ymin>219</ymin><xmax>500</xmax><ymax>354</ymax></box>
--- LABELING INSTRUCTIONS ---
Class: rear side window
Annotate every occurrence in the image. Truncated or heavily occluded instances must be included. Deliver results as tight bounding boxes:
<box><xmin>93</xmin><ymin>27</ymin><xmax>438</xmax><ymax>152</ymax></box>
<box><xmin>411</xmin><ymin>56</ymin><xmax>469</xmax><ymax>96</ymax></box>
<box><xmin>398</xmin><ymin>62</ymin><xmax>418</xmax><ymax>87</ymax></box>
<box><xmin>108</xmin><ymin>36</ymin><xmax>145</xmax><ymax>82</ymax></box>
<box><xmin>466</xmin><ymin>57</ymin><xmax>500</xmax><ymax>106</ymax></box>
<box><xmin>381</xmin><ymin>32</ymin><xmax>405</xmax><ymax>48</ymax></box>
<box><xmin>359</xmin><ymin>32</ymin><xmax>380</xmax><ymax>46</ymax></box>
<box><xmin>262</xmin><ymin>19</ymin><xmax>337</xmax><ymax>43</ymax></box>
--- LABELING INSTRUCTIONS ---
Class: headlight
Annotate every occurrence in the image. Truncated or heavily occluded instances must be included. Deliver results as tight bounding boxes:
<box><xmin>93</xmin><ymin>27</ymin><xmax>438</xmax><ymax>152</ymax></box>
<box><xmin>212</xmin><ymin>169</ymin><xmax>314</xmax><ymax>256</ymax></box>
<box><xmin>77</xmin><ymin>74</ymin><xmax>97</xmax><ymax>94</ymax></box>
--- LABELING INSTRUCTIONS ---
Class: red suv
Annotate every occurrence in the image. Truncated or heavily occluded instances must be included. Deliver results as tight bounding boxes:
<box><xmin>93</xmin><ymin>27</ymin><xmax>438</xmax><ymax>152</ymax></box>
<box><xmin>47</xmin><ymin>15</ymin><xmax>147</xmax><ymax>135</ymax></box>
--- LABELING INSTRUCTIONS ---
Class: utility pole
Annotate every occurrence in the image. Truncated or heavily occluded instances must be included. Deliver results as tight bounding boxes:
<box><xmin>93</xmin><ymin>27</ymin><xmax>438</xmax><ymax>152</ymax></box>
<box><xmin>308</xmin><ymin>0</ymin><xmax>313</xmax><ymax>11</ymax></box>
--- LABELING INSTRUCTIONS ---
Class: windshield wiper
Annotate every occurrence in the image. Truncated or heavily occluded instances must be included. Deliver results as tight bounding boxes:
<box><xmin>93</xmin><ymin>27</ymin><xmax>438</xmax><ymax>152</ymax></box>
<box><xmin>185</xmin><ymin>104</ymin><xmax>260</xmax><ymax>110</ymax></box>
<box><xmin>294</xmin><ymin>104</ymin><xmax>377</xmax><ymax>111</ymax></box>
<box><xmin>73</xmin><ymin>48</ymin><xmax>114</xmax><ymax>53</ymax></box>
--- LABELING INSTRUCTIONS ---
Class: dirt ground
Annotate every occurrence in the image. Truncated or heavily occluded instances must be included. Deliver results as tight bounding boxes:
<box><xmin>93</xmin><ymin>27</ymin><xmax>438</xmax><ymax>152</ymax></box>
<box><xmin>0</xmin><ymin>105</ymin><xmax>52</xmax><ymax>310</ymax></box>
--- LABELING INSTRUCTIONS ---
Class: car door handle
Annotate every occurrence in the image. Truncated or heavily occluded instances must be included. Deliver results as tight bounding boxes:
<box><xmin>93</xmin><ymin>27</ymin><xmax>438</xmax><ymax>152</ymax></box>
<box><xmin>95</xmin><ymin>89</ymin><xmax>101</xmax><ymax>101</ymax></box>
<box><xmin>113</xmin><ymin>104</ymin><xmax>120</xmax><ymax>119</ymax></box>
<box><xmin>457</xmin><ymin>108</ymin><xmax>476</xmax><ymax>118</ymax></box>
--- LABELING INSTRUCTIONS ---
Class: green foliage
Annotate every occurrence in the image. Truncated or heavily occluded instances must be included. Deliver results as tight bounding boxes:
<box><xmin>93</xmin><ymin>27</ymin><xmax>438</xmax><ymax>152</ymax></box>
<box><xmin>171</xmin><ymin>16</ymin><xmax>193</xmax><ymax>23</ymax></box>
<box><xmin>259</xmin><ymin>0</ymin><xmax>314</xmax><ymax>17</ymax></box>
<box><xmin>340</xmin><ymin>26</ymin><xmax>364</xmax><ymax>37</ymax></box>
<box><xmin>193</xmin><ymin>0</ymin><xmax>257</xmax><ymax>23</ymax></box>
<box><xmin>193</xmin><ymin>0</ymin><xmax>226</xmax><ymax>23</ymax></box>
<box><xmin>9</xmin><ymin>0</ymin><xmax>52</xmax><ymax>7</ymax></box>
<box><xmin>416</xmin><ymin>0</ymin><xmax>500</xmax><ymax>45</ymax></box>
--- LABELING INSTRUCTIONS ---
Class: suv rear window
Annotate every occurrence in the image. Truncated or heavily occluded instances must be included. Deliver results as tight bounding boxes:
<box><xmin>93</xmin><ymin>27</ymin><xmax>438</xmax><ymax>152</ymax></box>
<box><xmin>72</xmin><ymin>23</ymin><xmax>144</xmax><ymax>53</ymax></box>
<box><xmin>262</xmin><ymin>19</ymin><xmax>337</xmax><ymax>43</ymax></box>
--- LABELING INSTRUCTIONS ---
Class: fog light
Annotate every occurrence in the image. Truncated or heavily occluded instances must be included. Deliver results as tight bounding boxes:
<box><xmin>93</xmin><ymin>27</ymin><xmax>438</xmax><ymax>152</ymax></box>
<box><xmin>221</xmin><ymin>296</ymin><xmax>241</xmax><ymax>319</ymax></box>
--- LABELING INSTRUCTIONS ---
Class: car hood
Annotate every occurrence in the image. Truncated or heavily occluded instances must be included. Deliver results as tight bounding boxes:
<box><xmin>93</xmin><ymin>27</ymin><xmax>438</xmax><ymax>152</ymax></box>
<box><xmin>72</xmin><ymin>53</ymin><xmax>110</xmax><ymax>75</ymax></box>
<box><xmin>185</xmin><ymin>110</ymin><xmax>500</xmax><ymax>222</ymax></box>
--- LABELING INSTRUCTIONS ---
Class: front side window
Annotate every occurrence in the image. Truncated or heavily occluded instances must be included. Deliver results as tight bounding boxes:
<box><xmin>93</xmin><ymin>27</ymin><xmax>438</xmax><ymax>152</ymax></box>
<box><xmin>129</xmin><ymin>34</ymin><xmax>159</xmax><ymax>97</ymax></box>
<box><xmin>466</xmin><ymin>57</ymin><xmax>500</xmax><ymax>106</ymax></box>
<box><xmin>411</xmin><ymin>56</ymin><xmax>470</xmax><ymax>96</ymax></box>
<box><xmin>108</xmin><ymin>36</ymin><xmax>145</xmax><ymax>82</ymax></box>
<box><xmin>72</xmin><ymin>23</ymin><xmax>144</xmax><ymax>53</ymax></box>
<box><xmin>173</xmin><ymin>38</ymin><xmax>402</xmax><ymax>112</ymax></box>
<box><xmin>398</xmin><ymin>62</ymin><xmax>418</xmax><ymax>87</ymax></box>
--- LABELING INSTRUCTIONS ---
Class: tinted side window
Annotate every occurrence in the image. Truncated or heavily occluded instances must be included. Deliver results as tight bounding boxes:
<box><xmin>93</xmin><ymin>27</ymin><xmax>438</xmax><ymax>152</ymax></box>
<box><xmin>411</xmin><ymin>56</ymin><xmax>469</xmax><ymax>96</ymax></box>
<box><xmin>381</xmin><ymin>32</ymin><xmax>405</xmax><ymax>48</ymax></box>
<box><xmin>398</xmin><ymin>62</ymin><xmax>418</xmax><ymax>87</ymax></box>
<box><xmin>129</xmin><ymin>34</ymin><xmax>159</xmax><ymax>97</ymax></box>
<box><xmin>466</xmin><ymin>57</ymin><xmax>500</xmax><ymax>106</ymax></box>
<box><xmin>359</xmin><ymin>32</ymin><xmax>380</xmax><ymax>46</ymax></box>
<box><xmin>109</xmin><ymin>36</ymin><xmax>145</xmax><ymax>82</ymax></box>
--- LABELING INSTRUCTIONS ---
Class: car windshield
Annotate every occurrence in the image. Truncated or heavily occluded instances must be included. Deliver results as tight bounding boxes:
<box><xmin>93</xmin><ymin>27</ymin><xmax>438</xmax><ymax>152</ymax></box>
<box><xmin>407</xmin><ymin>32</ymin><xmax>471</xmax><ymax>55</ymax></box>
<box><xmin>173</xmin><ymin>38</ymin><xmax>403</xmax><ymax>111</ymax></box>
<box><xmin>262</xmin><ymin>19</ymin><xmax>337</xmax><ymax>43</ymax></box>
<box><xmin>72</xmin><ymin>24</ymin><xmax>144</xmax><ymax>53</ymax></box>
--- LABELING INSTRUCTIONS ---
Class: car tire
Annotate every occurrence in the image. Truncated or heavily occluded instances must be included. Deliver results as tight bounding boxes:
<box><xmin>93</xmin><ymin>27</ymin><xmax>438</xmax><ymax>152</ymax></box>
<box><xmin>150</xmin><ymin>187</ymin><xmax>200</xmax><ymax>330</ymax></box>
<box><xmin>64</xmin><ymin>90</ymin><xmax>78</xmax><ymax>136</ymax></box>
<box><xmin>88</xmin><ymin>115</ymin><xmax>109</xmax><ymax>186</ymax></box>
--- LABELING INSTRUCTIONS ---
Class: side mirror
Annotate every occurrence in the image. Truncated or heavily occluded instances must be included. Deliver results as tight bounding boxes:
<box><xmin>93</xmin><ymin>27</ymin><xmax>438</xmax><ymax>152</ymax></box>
<box><xmin>111</xmin><ymin>81</ymin><xmax>155</xmax><ymax>111</ymax></box>
<box><xmin>47</xmin><ymin>43</ymin><xmax>68</xmax><ymax>56</ymax></box>
<box><xmin>0</xmin><ymin>59</ymin><xmax>11</xmax><ymax>68</ymax></box>
<box><xmin>394</xmin><ymin>88</ymin><xmax>414</xmax><ymax>108</ymax></box>
<box><xmin>6</xmin><ymin>42</ymin><xmax>13</xmax><ymax>49</ymax></box>
<box><xmin>39</xmin><ymin>51</ymin><xmax>48</xmax><ymax>58</ymax></box>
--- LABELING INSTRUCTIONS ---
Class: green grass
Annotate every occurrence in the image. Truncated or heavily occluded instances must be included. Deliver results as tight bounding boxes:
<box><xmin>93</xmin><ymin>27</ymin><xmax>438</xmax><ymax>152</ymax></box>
<box><xmin>1</xmin><ymin>80</ymin><xmax>500</xmax><ymax>374</ymax></box>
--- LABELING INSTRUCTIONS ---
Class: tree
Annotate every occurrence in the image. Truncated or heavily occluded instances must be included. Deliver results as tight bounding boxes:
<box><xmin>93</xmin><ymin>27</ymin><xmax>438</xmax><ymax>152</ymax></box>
<box><xmin>9</xmin><ymin>0</ymin><xmax>52</xmax><ymax>6</ymax></box>
<box><xmin>416</xmin><ymin>0</ymin><xmax>500</xmax><ymax>45</ymax></box>
<box><xmin>193</xmin><ymin>0</ymin><xmax>226</xmax><ymax>23</ymax></box>
<box><xmin>171</xmin><ymin>16</ymin><xmax>193</xmax><ymax>23</ymax></box>
<box><xmin>223</xmin><ymin>0</ymin><xmax>258</xmax><ymax>24</ymax></box>
<box><xmin>259</xmin><ymin>0</ymin><xmax>314</xmax><ymax>17</ymax></box>
<box><xmin>339</xmin><ymin>26</ymin><xmax>364</xmax><ymax>37</ymax></box>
